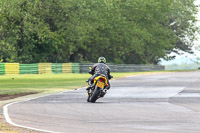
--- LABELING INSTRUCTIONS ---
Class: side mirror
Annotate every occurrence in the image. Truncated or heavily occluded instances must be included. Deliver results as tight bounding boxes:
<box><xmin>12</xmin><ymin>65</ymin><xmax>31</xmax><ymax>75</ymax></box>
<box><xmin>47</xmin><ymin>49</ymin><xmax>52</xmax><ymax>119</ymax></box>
<box><xmin>89</xmin><ymin>67</ymin><xmax>92</xmax><ymax>70</ymax></box>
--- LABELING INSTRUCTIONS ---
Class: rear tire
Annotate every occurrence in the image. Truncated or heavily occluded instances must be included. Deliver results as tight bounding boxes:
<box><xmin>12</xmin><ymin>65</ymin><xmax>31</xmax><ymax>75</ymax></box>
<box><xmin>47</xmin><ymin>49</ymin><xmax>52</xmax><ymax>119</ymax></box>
<box><xmin>90</xmin><ymin>86</ymin><xmax>100</xmax><ymax>103</ymax></box>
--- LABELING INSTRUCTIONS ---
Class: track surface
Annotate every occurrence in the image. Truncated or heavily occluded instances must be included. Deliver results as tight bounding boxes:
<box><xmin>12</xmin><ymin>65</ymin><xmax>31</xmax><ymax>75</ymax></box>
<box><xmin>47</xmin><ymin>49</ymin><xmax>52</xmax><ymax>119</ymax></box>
<box><xmin>6</xmin><ymin>72</ymin><xmax>200</xmax><ymax>133</ymax></box>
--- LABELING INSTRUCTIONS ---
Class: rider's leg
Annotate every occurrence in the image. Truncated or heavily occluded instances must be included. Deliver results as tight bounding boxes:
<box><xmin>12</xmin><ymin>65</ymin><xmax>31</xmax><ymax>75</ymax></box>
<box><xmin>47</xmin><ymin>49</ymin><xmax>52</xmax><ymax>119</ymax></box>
<box><xmin>86</xmin><ymin>79</ymin><xmax>92</xmax><ymax>90</ymax></box>
<box><xmin>86</xmin><ymin>75</ymin><xmax>95</xmax><ymax>90</ymax></box>
<box><xmin>101</xmin><ymin>80</ymin><xmax>110</xmax><ymax>97</ymax></box>
<box><xmin>104</xmin><ymin>80</ymin><xmax>110</xmax><ymax>90</ymax></box>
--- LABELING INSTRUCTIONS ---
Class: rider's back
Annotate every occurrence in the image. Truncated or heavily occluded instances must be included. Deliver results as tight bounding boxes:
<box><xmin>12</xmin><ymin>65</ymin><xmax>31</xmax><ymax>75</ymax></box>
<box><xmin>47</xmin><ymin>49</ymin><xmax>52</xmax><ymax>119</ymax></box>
<box><xmin>93</xmin><ymin>63</ymin><xmax>110</xmax><ymax>75</ymax></box>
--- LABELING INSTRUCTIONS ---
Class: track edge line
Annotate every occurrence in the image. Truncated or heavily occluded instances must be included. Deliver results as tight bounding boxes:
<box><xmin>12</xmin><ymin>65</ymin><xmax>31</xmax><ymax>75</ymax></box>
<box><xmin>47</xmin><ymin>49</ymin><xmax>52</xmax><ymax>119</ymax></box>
<box><xmin>2</xmin><ymin>87</ymin><xmax>88</xmax><ymax>133</ymax></box>
<box><xmin>3</xmin><ymin>101</ymin><xmax>62</xmax><ymax>133</ymax></box>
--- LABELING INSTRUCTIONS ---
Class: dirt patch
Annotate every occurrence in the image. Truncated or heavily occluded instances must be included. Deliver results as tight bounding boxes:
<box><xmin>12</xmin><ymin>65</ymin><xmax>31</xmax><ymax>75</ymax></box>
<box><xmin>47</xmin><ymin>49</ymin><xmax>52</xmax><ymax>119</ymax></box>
<box><xmin>0</xmin><ymin>92</ymin><xmax>38</xmax><ymax>101</ymax></box>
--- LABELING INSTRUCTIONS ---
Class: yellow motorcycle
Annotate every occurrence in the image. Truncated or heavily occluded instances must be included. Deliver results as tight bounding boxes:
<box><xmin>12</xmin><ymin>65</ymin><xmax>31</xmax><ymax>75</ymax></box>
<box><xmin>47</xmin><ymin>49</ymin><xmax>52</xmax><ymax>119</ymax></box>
<box><xmin>86</xmin><ymin>73</ymin><xmax>109</xmax><ymax>103</ymax></box>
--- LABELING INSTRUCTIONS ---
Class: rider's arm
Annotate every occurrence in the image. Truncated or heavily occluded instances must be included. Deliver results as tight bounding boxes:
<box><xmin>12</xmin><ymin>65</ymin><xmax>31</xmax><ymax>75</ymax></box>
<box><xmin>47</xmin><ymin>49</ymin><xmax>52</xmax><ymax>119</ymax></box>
<box><xmin>88</xmin><ymin>69</ymin><xmax>92</xmax><ymax>74</ymax></box>
<box><xmin>89</xmin><ymin>64</ymin><xmax>97</xmax><ymax>75</ymax></box>
<box><xmin>107</xmin><ymin>68</ymin><xmax>113</xmax><ymax>79</ymax></box>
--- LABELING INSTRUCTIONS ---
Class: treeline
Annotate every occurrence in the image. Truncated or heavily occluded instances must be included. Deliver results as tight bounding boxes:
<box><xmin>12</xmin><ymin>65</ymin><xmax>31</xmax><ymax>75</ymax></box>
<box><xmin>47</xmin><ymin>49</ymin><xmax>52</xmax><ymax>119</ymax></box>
<box><xmin>0</xmin><ymin>0</ymin><xmax>198</xmax><ymax>64</ymax></box>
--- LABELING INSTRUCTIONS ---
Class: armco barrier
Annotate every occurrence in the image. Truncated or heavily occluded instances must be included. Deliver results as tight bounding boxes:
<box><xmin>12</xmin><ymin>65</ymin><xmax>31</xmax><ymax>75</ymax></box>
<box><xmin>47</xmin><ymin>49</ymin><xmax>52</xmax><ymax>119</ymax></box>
<box><xmin>72</xmin><ymin>63</ymin><xmax>80</xmax><ymax>73</ymax></box>
<box><xmin>5</xmin><ymin>63</ymin><xmax>19</xmax><ymax>74</ymax></box>
<box><xmin>52</xmin><ymin>63</ymin><xmax>62</xmax><ymax>74</ymax></box>
<box><xmin>0</xmin><ymin>63</ymin><xmax>165</xmax><ymax>75</ymax></box>
<box><xmin>38</xmin><ymin>63</ymin><xmax>52</xmax><ymax>74</ymax></box>
<box><xmin>110</xmin><ymin>64</ymin><xmax>164</xmax><ymax>72</ymax></box>
<box><xmin>20</xmin><ymin>64</ymin><xmax>38</xmax><ymax>74</ymax></box>
<box><xmin>79</xmin><ymin>63</ymin><xmax>165</xmax><ymax>73</ymax></box>
<box><xmin>62</xmin><ymin>63</ymin><xmax>72</xmax><ymax>73</ymax></box>
<box><xmin>80</xmin><ymin>63</ymin><xmax>93</xmax><ymax>73</ymax></box>
<box><xmin>0</xmin><ymin>63</ymin><xmax>5</xmax><ymax>75</ymax></box>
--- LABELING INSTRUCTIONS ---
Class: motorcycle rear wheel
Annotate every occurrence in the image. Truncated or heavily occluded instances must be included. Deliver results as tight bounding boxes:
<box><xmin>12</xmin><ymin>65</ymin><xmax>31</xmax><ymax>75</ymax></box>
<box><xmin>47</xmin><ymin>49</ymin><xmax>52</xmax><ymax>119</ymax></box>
<box><xmin>90</xmin><ymin>86</ymin><xmax>101</xmax><ymax>103</ymax></box>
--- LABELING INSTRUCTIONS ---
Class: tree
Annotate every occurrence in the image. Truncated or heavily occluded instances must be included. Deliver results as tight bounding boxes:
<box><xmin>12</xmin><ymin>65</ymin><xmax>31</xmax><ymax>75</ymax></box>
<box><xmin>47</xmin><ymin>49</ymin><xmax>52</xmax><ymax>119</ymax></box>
<box><xmin>0</xmin><ymin>0</ymin><xmax>198</xmax><ymax>64</ymax></box>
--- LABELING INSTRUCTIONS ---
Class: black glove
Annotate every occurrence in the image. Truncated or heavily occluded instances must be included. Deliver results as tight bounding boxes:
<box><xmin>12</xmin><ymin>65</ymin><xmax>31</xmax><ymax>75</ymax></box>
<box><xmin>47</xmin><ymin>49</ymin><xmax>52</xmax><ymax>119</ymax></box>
<box><xmin>109</xmin><ymin>75</ymin><xmax>113</xmax><ymax>79</ymax></box>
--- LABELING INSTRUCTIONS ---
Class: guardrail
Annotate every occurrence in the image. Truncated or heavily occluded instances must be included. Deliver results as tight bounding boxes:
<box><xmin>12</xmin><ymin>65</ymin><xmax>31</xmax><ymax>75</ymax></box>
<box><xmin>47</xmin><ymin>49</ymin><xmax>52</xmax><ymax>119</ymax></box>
<box><xmin>0</xmin><ymin>63</ymin><xmax>79</xmax><ymax>75</ymax></box>
<box><xmin>0</xmin><ymin>63</ymin><xmax>164</xmax><ymax>75</ymax></box>
<box><xmin>80</xmin><ymin>63</ymin><xmax>164</xmax><ymax>73</ymax></box>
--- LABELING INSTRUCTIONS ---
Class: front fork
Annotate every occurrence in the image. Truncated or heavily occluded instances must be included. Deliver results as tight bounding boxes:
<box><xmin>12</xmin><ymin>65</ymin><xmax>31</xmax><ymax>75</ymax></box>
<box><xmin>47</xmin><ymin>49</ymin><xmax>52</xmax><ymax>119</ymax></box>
<box><xmin>87</xmin><ymin>90</ymin><xmax>90</xmax><ymax>96</ymax></box>
<box><xmin>87</xmin><ymin>86</ymin><xmax>94</xmax><ymax>97</ymax></box>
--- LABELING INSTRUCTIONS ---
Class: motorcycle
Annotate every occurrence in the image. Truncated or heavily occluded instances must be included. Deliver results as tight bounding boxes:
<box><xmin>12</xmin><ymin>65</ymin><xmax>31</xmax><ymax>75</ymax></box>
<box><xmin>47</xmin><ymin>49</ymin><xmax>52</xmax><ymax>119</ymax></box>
<box><xmin>86</xmin><ymin>68</ymin><xmax>109</xmax><ymax>103</ymax></box>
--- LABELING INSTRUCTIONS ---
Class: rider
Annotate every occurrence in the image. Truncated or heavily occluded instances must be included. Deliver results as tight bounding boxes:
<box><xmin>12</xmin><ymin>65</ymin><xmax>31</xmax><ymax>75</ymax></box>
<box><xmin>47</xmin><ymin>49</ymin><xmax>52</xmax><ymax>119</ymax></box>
<box><xmin>86</xmin><ymin>57</ymin><xmax>113</xmax><ymax>91</ymax></box>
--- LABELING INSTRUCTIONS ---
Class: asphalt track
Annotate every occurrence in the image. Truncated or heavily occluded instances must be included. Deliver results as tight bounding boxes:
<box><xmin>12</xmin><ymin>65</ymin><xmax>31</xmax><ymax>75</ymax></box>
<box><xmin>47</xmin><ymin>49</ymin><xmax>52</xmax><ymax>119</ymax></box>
<box><xmin>4</xmin><ymin>72</ymin><xmax>200</xmax><ymax>133</ymax></box>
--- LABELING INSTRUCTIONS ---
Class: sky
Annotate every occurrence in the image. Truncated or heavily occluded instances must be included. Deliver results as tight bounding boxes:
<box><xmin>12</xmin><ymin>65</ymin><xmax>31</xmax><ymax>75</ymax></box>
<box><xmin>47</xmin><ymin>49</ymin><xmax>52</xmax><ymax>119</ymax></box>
<box><xmin>160</xmin><ymin>0</ymin><xmax>200</xmax><ymax>65</ymax></box>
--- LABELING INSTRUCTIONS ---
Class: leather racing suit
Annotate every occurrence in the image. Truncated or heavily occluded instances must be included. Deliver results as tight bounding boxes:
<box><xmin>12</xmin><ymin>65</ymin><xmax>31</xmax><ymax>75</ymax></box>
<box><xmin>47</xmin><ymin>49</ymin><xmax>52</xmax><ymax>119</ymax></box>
<box><xmin>88</xmin><ymin>63</ymin><xmax>112</xmax><ymax>90</ymax></box>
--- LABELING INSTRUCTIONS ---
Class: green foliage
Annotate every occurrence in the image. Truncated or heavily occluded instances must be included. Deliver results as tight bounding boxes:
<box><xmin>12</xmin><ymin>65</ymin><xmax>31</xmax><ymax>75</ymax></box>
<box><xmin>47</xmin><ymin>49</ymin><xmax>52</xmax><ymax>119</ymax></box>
<box><xmin>0</xmin><ymin>0</ymin><xmax>198</xmax><ymax>64</ymax></box>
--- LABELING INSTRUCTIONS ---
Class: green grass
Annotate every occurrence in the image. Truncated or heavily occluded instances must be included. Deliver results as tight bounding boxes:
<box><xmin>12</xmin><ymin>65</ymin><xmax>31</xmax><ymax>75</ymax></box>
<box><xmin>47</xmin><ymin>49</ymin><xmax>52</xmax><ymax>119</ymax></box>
<box><xmin>0</xmin><ymin>73</ymin><xmax>88</xmax><ymax>95</ymax></box>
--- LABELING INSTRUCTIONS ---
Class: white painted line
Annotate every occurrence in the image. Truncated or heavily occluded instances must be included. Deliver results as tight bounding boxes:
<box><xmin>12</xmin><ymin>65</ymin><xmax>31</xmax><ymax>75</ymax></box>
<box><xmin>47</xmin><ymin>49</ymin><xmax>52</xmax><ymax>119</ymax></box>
<box><xmin>3</xmin><ymin>87</ymin><xmax>87</xmax><ymax>133</ymax></box>
<box><xmin>3</xmin><ymin>102</ymin><xmax>61</xmax><ymax>133</ymax></box>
